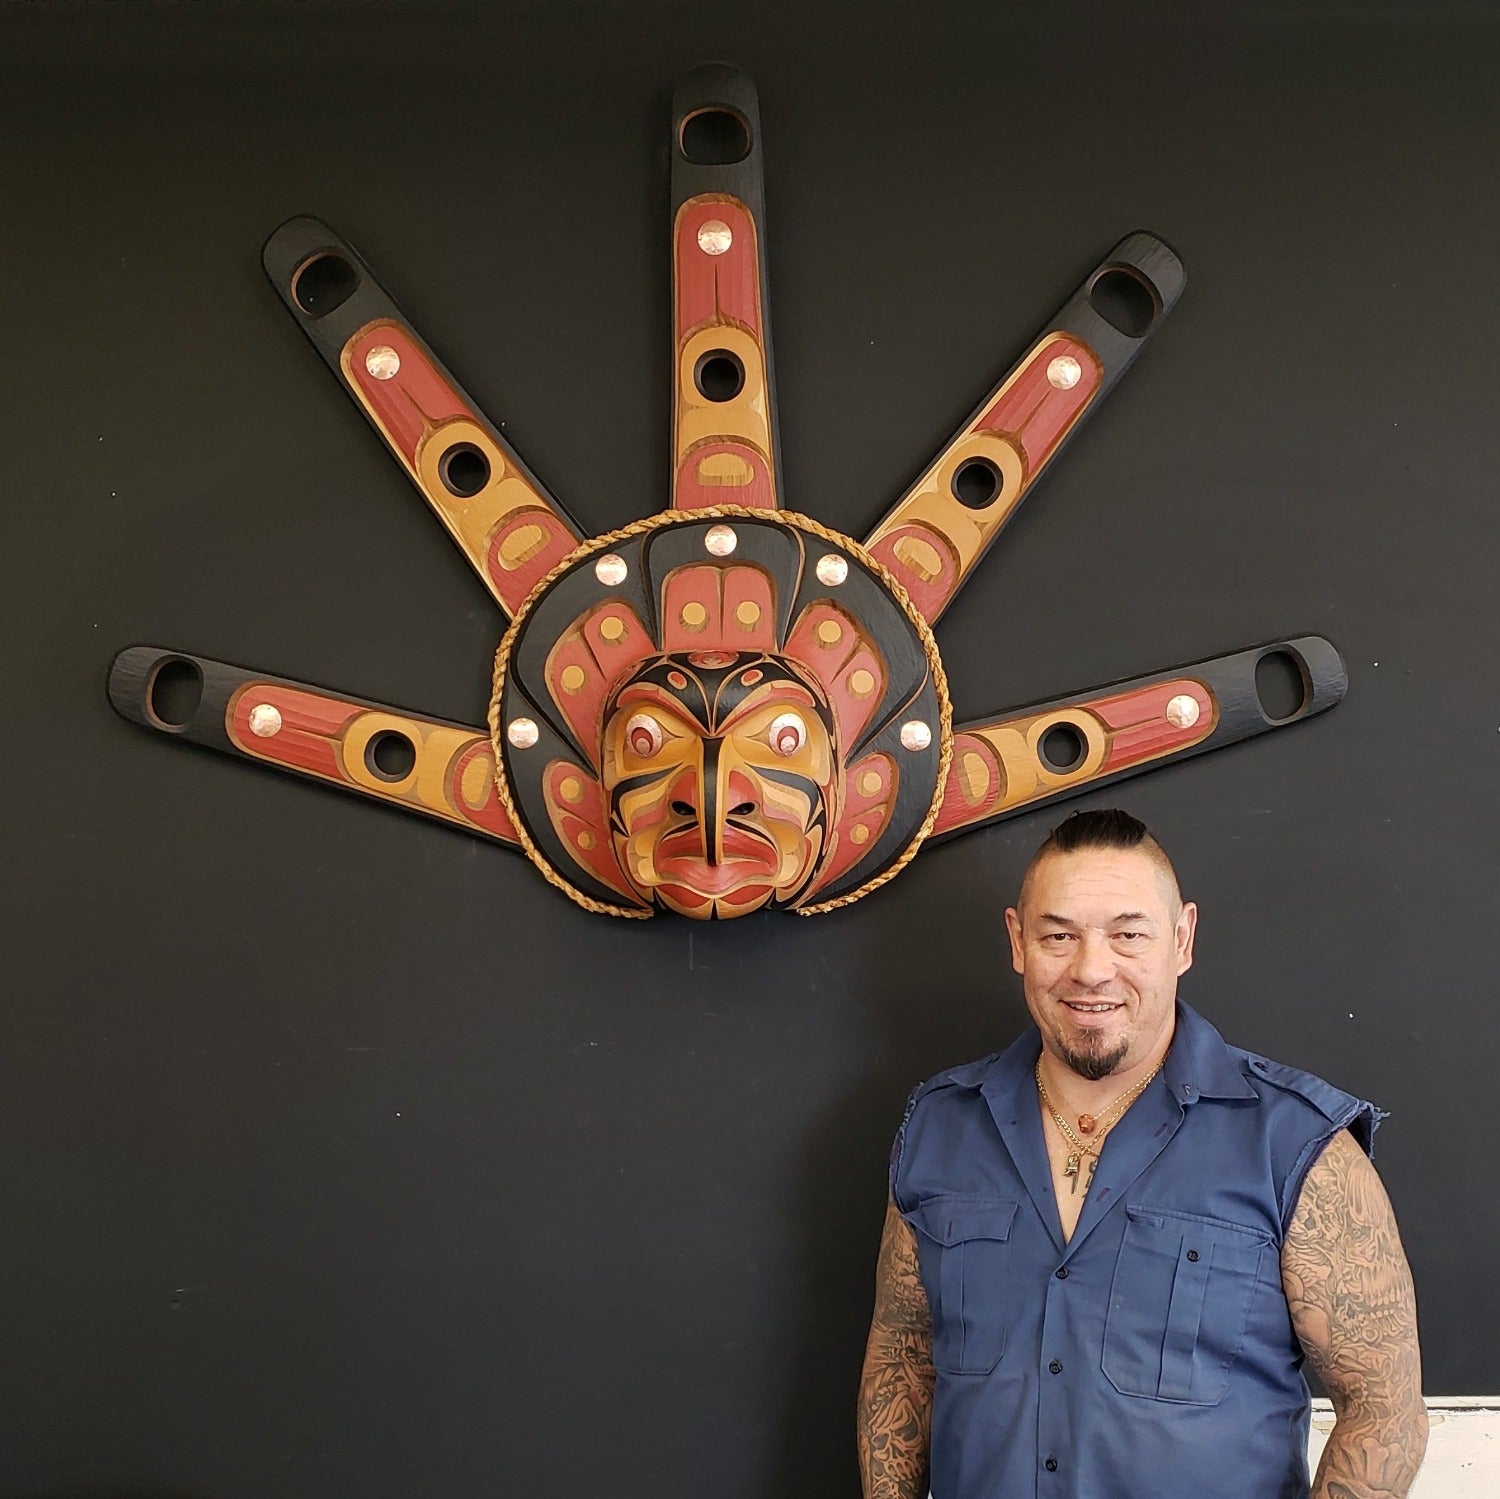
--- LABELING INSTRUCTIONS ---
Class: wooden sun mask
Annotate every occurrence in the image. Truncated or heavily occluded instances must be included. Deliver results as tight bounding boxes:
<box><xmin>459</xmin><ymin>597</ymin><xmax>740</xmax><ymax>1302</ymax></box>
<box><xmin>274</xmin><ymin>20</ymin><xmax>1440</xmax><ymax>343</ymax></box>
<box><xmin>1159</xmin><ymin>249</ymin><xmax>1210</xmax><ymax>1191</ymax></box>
<box><xmin>109</xmin><ymin>66</ymin><xmax>1346</xmax><ymax>920</ymax></box>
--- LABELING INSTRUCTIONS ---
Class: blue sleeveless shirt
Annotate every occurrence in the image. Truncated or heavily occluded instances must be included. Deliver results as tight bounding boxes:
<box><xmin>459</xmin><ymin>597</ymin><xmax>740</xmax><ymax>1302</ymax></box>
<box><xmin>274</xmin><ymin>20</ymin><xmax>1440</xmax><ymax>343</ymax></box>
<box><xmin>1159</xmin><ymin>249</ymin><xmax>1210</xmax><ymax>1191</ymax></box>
<box><xmin>891</xmin><ymin>1002</ymin><xmax>1382</xmax><ymax>1499</ymax></box>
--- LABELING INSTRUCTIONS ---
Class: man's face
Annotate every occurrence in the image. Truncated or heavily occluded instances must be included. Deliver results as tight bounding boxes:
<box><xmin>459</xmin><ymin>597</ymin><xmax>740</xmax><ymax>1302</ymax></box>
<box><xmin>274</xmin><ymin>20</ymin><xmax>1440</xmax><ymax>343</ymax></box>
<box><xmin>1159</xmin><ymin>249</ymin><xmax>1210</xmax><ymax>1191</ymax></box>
<box><xmin>1004</xmin><ymin>846</ymin><xmax>1197</xmax><ymax>1081</ymax></box>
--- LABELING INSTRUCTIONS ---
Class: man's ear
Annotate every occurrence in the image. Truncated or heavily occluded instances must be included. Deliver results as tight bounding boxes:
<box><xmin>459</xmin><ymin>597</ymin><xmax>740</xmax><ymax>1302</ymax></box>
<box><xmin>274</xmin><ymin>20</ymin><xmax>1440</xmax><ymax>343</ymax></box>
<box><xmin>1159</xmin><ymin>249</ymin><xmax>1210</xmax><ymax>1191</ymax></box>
<box><xmin>1175</xmin><ymin>901</ymin><xmax>1198</xmax><ymax>976</ymax></box>
<box><xmin>1005</xmin><ymin>906</ymin><xmax>1025</xmax><ymax>975</ymax></box>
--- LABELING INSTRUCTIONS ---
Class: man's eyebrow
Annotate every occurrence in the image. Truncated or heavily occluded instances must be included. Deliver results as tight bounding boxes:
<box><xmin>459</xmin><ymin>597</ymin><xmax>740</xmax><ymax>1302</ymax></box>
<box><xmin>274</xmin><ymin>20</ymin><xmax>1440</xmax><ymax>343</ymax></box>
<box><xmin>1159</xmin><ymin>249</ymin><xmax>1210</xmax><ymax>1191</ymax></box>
<box><xmin>1033</xmin><ymin>911</ymin><xmax>1157</xmax><ymax>927</ymax></box>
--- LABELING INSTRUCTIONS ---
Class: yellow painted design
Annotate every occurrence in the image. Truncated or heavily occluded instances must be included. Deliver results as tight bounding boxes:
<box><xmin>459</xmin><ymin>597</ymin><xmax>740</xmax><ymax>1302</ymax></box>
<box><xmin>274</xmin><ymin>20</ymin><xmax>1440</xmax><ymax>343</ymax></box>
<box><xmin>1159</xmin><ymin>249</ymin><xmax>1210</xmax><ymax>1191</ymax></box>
<box><xmin>850</xmin><ymin>824</ymin><xmax>870</xmax><ymax>846</ymax></box>
<box><xmin>697</xmin><ymin>452</ymin><xmax>755</xmax><ymax>486</ymax></box>
<box><xmin>816</xmin><ymin>619</ymin><xmax>843</xmax><ymax>647</ymax></box>
<box><xmin>681</xmin><ymin>601</ymin><xmax>709</xmax><ymax>631</ymax></box>
<box><xmin>849</xmin><ymin>668</ymin><xmax>876</xmax><ymax>698</ymax></box>
<box><xmin>735</xmin><ymin>600</ymin><xmax>762</xmax><ymax>629</ymax></box>
<box><xmin>559</xmin><ymin>776</ymin><xmax>583</xmax><ymax>805</ymax></box>
<box><xmin>863</xmin><ymin>332</ymin><xmax>1100</xmax><ymax>623</ymax></box>
<box><xmin>497</xmin><ymin>523</ymin><xmax>549</xmax><ymax>570</ymax></box>
<box><xmin>959</xmin><ymin>750</ymin><xmax>992</xmax><ymax>805</ymax></box>
<box><xmin>894</xmin><ymin>535</ymin><xmax>945</xmax><ymax>584</ymax></box>
<box><xmin>598</xmin><ymin>616</ymin><xmax>627</xmax><ymax>643</ymax></box>
<box><xmin>859</xmin><ymin>769</ymin><xmax>883</xmax><ymax>796</ymax></box>
<box><xmin>341</xmin><ymin>322</ymin><xmax>580</xmax><ymax>616</ymax></box>
<box><xmin>460</xmin><ymin>751</ymin><xmax>495</xmax><ymax>809</ymax></box>
<box><xmin>577</xmin><ymin>831</ymin><xmax>596</xmax><ymax>851</ymax></box>
<box><xmin>560</xmin><ymin>664</ymin><xmax>587</xmax><ymax>694</ymax></box>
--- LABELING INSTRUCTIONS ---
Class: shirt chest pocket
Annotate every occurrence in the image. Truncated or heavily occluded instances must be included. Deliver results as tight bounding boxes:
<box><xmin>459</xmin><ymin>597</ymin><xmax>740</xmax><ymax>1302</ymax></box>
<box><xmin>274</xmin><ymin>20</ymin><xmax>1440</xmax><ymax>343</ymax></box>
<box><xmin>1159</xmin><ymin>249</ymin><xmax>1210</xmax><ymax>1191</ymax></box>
<box><xmin>909</xmin><ymin>1195</ymin><xmax>1019</xmax><ymax>1376</ymax></box>
<box><xmin>1103</xmin><ymin>1204</ymin><xmax>1272</xmax><ymax>1405</ymax></box>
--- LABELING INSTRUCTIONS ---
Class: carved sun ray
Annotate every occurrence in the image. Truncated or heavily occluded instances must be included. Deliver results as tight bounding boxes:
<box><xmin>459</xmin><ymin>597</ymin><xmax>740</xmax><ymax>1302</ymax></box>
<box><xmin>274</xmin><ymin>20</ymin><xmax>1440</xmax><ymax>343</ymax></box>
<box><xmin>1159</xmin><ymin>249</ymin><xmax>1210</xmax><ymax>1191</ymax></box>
<box><xmin>109</xmin><ymin>65</ymin><xmax>1345</xmax><ymax>921</ymax></box>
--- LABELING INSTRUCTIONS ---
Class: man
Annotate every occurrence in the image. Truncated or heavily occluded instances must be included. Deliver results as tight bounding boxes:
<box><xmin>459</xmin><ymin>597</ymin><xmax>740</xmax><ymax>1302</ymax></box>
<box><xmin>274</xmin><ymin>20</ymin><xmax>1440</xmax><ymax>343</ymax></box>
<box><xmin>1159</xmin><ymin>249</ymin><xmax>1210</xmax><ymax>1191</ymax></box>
<box><xmin>857</xmin><ymin>809</ymin><xmax>1425</xmax><ymax>1499</ymax></box>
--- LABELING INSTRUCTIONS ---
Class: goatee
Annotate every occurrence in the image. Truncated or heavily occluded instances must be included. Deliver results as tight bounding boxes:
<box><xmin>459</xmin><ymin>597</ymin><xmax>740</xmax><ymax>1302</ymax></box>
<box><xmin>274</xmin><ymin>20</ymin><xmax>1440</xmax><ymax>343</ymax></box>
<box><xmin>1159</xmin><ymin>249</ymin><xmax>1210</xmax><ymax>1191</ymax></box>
<box><xmin>1057</xmin><ymin>1033</ymin><xmax>1130</xmax><ymax>1082</ymax></box>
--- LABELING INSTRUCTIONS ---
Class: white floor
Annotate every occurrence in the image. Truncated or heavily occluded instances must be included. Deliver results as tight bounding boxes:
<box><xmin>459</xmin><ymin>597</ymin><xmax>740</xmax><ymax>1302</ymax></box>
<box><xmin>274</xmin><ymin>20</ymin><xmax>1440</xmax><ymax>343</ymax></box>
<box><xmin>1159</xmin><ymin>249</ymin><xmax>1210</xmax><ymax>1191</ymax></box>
<box><xmin>1309</xmin><ymin>1399</ymin><xmax>1499</xmax><ymax>1496</ymax></box>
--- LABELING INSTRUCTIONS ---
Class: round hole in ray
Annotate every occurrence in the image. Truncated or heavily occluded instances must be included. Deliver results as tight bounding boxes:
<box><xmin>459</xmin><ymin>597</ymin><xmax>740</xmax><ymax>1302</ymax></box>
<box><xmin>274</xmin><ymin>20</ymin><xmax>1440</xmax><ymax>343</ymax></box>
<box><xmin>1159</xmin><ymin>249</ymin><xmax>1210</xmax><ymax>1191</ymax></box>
<box><xmin>1038</xmin><ymin>721</ymin><xmax>1088</xmax><ymax>774</ymax></box>
<box><xmin>1088</xmin><ymin>265</ymin><xmax>1159</xmax><ymax>338</ymax></box>
<box><xmin>952</xmin><ymin>456</ymin><xmax>1004</xmax><ymax>509</ymax></box>
<box><xmin>694</xmin><ymin>349</ymin><xmax>746</xmax><ymax>403</ymax></box>
<box><xmin>1254</xmin><ymin>649</ymin><xmax>1307</xmax><ymax>723</ymax></box>
<box><xmin>365</xmin><ymin>729</ymin><xmax>417</xmax><ymax>783</ymax></box>
<box><xmin>438</xmin><ymin>442</ymin><xmax>491</xmax><ymax>498</ymax></box>
<box><xmin>291</xmin><ymin>253</ymin><xmax>359</xmax><ymax>318</ymax></box>
<box><xmin>147</xmin><ymin>657</ymin><xmax>202</xmax><ymax>730</ymax></box>
<box><xmin>679</xmin><ymin>106</ymin><xmax>751</xmax><ymax>165</ymax></box>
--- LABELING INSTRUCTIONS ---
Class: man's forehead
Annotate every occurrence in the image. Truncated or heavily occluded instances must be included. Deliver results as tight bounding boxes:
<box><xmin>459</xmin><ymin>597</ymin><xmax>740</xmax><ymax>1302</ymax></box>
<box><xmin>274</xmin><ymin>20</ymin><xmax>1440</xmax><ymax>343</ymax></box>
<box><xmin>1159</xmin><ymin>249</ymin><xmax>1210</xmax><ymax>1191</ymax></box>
<box><xmin>1019</xmin><ymin>845</ymin><xmax>1181</xmax><ymax>916</ymax></box>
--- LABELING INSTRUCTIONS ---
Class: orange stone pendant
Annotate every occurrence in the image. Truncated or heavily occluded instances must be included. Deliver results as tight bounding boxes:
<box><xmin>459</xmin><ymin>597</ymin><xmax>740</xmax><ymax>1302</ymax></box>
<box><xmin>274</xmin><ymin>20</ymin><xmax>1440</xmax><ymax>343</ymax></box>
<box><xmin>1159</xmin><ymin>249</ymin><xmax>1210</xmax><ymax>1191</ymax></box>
<box><xmin>1078</xmin><ymin>1113</ymin><xmax>1097</xmax><ymax>1134</ymax></box>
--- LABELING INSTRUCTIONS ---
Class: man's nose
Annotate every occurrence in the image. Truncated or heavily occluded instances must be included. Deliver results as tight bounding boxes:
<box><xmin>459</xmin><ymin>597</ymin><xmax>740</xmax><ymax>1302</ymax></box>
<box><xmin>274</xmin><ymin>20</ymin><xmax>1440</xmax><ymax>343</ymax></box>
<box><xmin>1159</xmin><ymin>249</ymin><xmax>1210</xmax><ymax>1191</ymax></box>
<box><xmin>1068</xmin><ymin>932</ymin><xmax>1117</xmax><ymax>987</ymax></box>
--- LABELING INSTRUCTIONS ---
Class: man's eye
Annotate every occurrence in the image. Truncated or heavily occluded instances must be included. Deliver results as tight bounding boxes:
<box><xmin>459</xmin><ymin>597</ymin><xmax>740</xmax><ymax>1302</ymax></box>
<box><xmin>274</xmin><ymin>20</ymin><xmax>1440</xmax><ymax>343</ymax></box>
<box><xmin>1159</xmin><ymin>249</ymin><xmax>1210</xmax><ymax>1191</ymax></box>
<box><xmin>1115</xmin><ymin>931</ymin><xmax>1146</xmax><ymax>943</ymax></box>
<box><xmin>1042</xmin><ymin>932</ymin><xmax>1073</xmax><ymax>945</ymax></box>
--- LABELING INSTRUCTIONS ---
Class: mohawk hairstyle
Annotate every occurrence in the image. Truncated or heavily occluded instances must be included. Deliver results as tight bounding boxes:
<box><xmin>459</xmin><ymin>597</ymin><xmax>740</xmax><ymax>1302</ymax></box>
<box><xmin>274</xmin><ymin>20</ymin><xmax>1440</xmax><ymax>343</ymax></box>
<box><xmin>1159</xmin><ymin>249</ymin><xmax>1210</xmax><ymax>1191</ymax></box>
<box><xmin>1048</xmin><ymin>807</ymin><xmax>1152</xmax><ymax>854</ymax></box>
<box><xmin>1017</xmin><ymin>807</ymin><xmax>1182</xmax><ymax>911</ymax></box>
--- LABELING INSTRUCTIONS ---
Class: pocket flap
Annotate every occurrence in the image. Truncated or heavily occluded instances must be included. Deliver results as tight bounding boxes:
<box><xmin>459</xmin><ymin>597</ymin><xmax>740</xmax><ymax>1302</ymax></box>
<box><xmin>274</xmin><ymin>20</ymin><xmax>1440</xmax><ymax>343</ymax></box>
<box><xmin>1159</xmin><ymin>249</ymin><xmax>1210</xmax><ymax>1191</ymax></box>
<box><xmin>910</xmin><ymin>1195</ymin><xmax>1018</xmax><ymax>1247</ymax></box>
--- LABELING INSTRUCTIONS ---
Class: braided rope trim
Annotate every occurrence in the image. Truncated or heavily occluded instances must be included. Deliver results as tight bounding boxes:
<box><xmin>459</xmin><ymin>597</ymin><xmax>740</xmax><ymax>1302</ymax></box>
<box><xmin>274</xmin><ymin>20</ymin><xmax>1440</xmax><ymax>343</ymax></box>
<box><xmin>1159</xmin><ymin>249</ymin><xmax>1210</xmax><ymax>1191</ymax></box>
<box><xmin>486</xmin><ymin>505</ymin><xmax>952</xmax><ymax>921</ymax></box>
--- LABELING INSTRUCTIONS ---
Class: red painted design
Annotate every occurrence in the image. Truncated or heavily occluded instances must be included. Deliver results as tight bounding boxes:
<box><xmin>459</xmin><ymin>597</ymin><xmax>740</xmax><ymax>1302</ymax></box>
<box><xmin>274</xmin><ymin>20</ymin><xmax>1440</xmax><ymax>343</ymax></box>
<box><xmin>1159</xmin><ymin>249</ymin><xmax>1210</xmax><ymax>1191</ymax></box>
<box><xmin>783</xmin><ymin>602</ymin><xmax>887</xmax><ymax>749</ymax></box>
<box><xmin>660</xmin><ymin>563</ymin><xmax>780</xmax><ymax>656</ymax></box>
<box><xmin>978</xmin><ymin>334</ymin><xmax>1101</xmax><ymax>475</ymax></box>
<box><xmin>228</xmin><ymin>683</ymin><xmax>357</xmax><ymax>780</ymax></box>
<box><xmin>483</xmin><ymin>509</ymin><xmax>578</xmax><ymax>614</ymax></box>
<box><xmin>545</xmin><ymin>604</ymin><xmax>654</xmax><ymax>765</ymax></box>
<box><xmin>932</xmin><ymin>732</ymin><xmax>1007</xmax><ymax>836</ymax></box>
<box><xmin>674</xmin><ymin>444</ymin><xmax>775</xmax><ymax>511</ymax></box>
<box><xmin>1093</xmin><ymin>679</ymin><xmax>1215</xmax><ymax>772</ymax></box>
<box><xmin>447</xmin><ymin>740</ymin><xmax>519</xmax><ymax>842</ymax></box>
<box><xmin>867</xmin><ymin>525</ymin><xmax>958</xmax><ymax>624</ymax></box>
<box><xmin>804</xmin><ymin>752</ymin><xmax>898</xmax><ymax>896</ymax></box>
<box><xmin>344</xmin><ymin>322</ymin><xmax>468</xmax><ymax>464</ymax></box>
<box><xmin>675</xmin><ymin>198</ymin><xmax>760</xmax><ymax>338</ymax></box>
<box><xmin>541</xmin><ymin>761</ymin><xmax>641</xmax><ymax>904</ymax></box>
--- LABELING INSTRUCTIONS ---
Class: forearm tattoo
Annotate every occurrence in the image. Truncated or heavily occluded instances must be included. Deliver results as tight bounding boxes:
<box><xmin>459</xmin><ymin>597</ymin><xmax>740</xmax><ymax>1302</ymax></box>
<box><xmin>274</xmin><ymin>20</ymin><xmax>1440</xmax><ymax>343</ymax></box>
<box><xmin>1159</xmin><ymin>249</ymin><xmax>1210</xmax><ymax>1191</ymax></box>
<box><xmin>1282</xmin><ymin>1129</ymin><xmax>1428</xmax><ymax>1499</ymax></box>
<box><xmin>858</xmin><ymin>1201</ymin><xmax>935</xmax><ymax>1499</ymax></box>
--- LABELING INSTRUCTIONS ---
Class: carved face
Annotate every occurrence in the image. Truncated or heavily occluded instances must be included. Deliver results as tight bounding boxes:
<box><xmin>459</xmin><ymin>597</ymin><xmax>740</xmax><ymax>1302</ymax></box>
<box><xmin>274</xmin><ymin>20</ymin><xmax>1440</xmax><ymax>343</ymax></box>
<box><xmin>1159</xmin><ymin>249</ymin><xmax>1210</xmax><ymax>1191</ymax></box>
<box><xmin>602</xmin><ymin>651</ymin><xmax>838</xmax><ymax>918</ymax></box>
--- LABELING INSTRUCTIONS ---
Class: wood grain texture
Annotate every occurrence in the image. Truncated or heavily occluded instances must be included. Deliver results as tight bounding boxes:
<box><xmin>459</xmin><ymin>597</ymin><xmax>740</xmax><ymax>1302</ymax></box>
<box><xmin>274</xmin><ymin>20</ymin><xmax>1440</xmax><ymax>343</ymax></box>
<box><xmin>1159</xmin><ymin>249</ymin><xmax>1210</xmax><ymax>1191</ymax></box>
<box><xmin>262</xmin><ymin>216</ymin><xmax>584</xmax><ymax>616</ymax></box>
<box><xmin>929</xmin><ymin>635</ymin><xmax>1346</xmax><ymax>840</ymax></box>
<box><xmin>108</xmin><ymin>645</ymin><xmax>520</xmax><ymax>847</ymax></box>
<box><xmin>669</xmin><ymin>65</ymin><xmax>782</xmax><ymax>511</ymax></box>
<box><xmin>864</xmin><ymin>232</ymin><xmax>1186</xmax><ymax>624</ymax></box>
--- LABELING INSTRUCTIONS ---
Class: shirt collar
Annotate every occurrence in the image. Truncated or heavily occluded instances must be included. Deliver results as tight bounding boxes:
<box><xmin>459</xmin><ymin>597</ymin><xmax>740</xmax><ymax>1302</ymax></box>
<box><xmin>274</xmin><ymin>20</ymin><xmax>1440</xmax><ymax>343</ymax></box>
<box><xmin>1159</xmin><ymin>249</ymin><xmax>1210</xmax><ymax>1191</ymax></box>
<box><xmin>1160</xmin><ymin>1000</ymin><xmax>1259</xmax><ymax>1104</ymax></box>
<box><xmin>976</xmin><ymin>999</ymin><xmax>1258</xmax><ymax>1108</ymax></box>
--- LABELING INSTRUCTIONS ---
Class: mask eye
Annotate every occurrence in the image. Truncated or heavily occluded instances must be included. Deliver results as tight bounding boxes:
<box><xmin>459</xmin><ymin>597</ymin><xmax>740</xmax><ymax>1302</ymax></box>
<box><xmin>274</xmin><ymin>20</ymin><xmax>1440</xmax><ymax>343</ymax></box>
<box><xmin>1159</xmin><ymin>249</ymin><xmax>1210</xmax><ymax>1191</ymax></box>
<box><xmin>625</xmin><ymin>712</ymin><xmax>665</xmax><ymax>758</ymax></box>
<box><xmin>768</xmin><ymin>712</ymin><xmax>806</xmax><ymax>757</ymax></box>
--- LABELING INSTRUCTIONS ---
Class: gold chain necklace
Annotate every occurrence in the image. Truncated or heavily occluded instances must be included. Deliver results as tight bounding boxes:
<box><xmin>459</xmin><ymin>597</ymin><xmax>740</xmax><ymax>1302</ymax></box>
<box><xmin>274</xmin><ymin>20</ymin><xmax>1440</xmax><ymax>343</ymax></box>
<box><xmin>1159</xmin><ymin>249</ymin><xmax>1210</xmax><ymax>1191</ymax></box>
<box><xmin>1035</xmin><ymin>1059</ymin><xmax>1163</xmax><ymax>1195</ymax></box>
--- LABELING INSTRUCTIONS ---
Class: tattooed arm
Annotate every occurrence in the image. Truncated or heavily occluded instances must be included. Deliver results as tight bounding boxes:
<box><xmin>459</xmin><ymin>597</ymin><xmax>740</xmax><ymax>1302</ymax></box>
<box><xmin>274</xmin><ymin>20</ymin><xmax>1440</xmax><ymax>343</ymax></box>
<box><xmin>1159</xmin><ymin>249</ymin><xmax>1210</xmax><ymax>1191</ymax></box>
<box><xmin>1282</xmin><ymin>1128</ymin><xmax>1428</xmax><ymax>1499</ymax></box>
<box><xmin>858</xmin><ymin>1198</ymin><xmax>935</xmax><ymax>1499</ymax></box>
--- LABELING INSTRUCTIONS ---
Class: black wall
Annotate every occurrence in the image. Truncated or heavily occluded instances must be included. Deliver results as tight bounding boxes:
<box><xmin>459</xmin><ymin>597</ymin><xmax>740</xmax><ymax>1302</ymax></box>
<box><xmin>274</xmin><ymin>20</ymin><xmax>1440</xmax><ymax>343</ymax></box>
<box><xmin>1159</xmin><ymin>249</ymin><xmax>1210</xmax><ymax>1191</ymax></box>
<box><xmin>4</xmin><ymin>3</ymin><xmax>1496</xmax><ymax>1495</ymax></box>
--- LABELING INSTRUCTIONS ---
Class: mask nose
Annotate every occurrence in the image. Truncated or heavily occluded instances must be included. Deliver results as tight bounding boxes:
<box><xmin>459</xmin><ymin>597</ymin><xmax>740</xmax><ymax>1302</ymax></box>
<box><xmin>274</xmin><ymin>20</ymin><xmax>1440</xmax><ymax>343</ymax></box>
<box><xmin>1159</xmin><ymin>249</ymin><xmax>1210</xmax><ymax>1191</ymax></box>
<box><xmin>666</xmin><ymin>742</ymin><xmax>761</xmax><ymax>864</ymax></box>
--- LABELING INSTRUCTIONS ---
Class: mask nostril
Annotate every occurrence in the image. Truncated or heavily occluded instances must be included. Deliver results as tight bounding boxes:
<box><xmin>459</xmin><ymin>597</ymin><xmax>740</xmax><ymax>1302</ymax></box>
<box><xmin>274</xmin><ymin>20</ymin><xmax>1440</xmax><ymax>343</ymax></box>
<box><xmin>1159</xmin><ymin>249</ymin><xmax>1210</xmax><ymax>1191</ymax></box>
<box><xmin>730</xmin><ymin>801</ymin><xmax>757</xmax><ymax>816</ymax></box>
<box><xmin>670</xmin><ymin>800</ymin><xmax>696</xmax><ymax>816</ymax></box>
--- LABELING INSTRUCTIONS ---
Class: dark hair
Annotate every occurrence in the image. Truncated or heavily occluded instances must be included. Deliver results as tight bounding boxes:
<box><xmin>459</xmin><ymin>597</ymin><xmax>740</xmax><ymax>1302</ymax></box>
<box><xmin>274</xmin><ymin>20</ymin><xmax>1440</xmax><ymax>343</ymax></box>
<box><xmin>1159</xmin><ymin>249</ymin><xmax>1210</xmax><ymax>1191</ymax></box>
<box><xmin>1017</xmin><ymin>808</ymin><xmax>1180</xmax><ymax>909</ymax></box>
<box><xmin>1047</xmin><ymin>807</ymin><xmax>1152</xmax><ymax>855</ymax></box>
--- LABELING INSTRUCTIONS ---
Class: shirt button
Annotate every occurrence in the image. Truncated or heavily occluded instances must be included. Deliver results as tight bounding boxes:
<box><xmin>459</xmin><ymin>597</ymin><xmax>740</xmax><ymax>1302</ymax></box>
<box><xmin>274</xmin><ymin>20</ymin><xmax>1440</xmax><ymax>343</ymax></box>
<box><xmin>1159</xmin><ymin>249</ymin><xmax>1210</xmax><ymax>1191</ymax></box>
<box><xmin>1187</xmin><ymin>1249</ymin><xmax>1200</xmax><ymax>1262</ymax></box>
<box><xmin>1049</xmin><ymin>1359</ymin><xmax>1063</xmax><ymax>1374</ymax></box>
<box><xmin>1055</xmin><ymin>1267</ymin><xmax>1069</xmax><ymax>1279</ymax></box>
<box><xmin>1045</xmin><ymin>1457</ymin><xmax>1059</xmax><ymax>1472</ymax></box>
